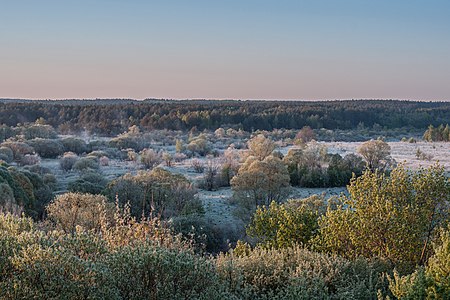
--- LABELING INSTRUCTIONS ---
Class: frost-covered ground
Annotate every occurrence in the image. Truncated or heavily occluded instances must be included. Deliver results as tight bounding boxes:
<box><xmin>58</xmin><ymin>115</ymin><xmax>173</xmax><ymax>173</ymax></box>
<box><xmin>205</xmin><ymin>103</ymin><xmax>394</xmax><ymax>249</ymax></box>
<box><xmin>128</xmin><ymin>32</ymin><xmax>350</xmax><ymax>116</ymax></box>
<box><xmin>37</xmin><ymin>140</ymin><xmax>449</xmax><ymax>231</ymax></box>
<box><xmin>325</xmin><ymin>141</ymin><xmax>450</xmax><ymax>171</ymax></box>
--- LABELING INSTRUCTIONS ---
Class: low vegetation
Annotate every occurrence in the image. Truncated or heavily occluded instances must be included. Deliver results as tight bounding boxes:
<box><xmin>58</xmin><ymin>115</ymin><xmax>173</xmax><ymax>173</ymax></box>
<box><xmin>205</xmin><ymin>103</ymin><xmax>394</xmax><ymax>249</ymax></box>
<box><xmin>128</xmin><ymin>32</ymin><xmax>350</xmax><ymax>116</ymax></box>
<box><xmin>0</xmin><ymin>100</ymin><xmax>449</xmax><ymax>298</ymax></box>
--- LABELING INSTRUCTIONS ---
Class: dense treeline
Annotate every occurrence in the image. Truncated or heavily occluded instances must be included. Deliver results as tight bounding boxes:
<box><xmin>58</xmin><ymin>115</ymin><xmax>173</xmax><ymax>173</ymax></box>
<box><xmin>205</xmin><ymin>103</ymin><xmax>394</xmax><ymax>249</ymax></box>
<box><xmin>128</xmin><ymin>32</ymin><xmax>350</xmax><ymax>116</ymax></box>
<box><xmin>1</xmin><ymin>99</ymin><xmax>449</xmax><ymax>135</ymax></box>
<box><xmin>423</xmin><ymin>124</ymin><xmax>450</xmax><ymax>141</ymax></box>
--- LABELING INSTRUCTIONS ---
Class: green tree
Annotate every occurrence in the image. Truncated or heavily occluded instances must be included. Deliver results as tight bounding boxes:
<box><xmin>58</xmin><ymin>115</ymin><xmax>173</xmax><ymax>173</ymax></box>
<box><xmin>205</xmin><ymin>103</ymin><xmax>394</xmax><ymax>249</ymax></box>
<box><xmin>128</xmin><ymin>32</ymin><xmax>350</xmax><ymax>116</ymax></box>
<box><xmin>357</xmin><ymin>139</ymin><xmax>393</xmax><ymax>172</ymax></box>
<box><xmin>318</xmin><ymin>164</ymin><xmax>449</xmax><ymax>273</ymax></box>
<box><xmin>246</xmin><ymin>200</ymin><xmax>319</xmax><ymax>249</ymax></box>
<box><xmin>231</xmin><ymin>155</ymin><xmax>290</xmax><ymax>208</ymax></box>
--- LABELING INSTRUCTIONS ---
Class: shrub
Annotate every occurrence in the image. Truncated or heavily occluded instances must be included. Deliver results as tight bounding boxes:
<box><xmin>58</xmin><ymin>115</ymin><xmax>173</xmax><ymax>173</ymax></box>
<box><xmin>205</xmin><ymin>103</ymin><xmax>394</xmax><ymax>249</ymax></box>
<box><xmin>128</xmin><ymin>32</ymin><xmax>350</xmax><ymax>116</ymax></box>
<box><xmin>47</xmin><ymin>192</ymin><xmax>111</xmax><ymax>233</ymax></box>
<box><xmin>105</xmin><ymin>168</ymin><xmax>200</xmax><ymax>219</ymax></box>
<box><xmin>60</xmin><ymin>152</ymin><xmax>79</xmax><ymax>171</ymax></box>
<box><xmin>61</xmin><ymin>137</ymin><xmax>88</xmax><ymax>154</ymax></box>
<box><xmin>318</xmin><ymin>164</ymin><xmax>450</xmax><ymax>273</ymax></box>
<box><xmin>216</xmin><ymin>245</ymin><xmax>389</xmax><ymax>299</ymax></box>
<box><xmin>0</xmin><ymin>183</ymin><xmax>21</xmax><ymax>214</ymax></box>
<box><xmin>99</xmin><ymin>156</ymin><xmax>109</xmax><ymax>166</ymax></box>
<box><xmin>140</xmin><ymin>148</ymin><xmax>162</xmax><ymax>169</ymax></box>
<box><xmin>25</xmin><ymin>138</ymin><xmax>64</xmax><ymax>158</ymax></box>
<box><xmin>68</xmin><ymin>171</ymin><xmax>107</xmax><ymax>195</ymax></box>
<box><xmin>192</xmin><ymin>159</ymin><xmax>205</xmax><ymax>173</ymax></box>
<box><xmin>22</xmin><ymin>124</ymin><xmax>57</xmax><ymax>139</ymax></box>
<box><xmin>0</xmin><ymin>147</ymin><xmax>13</xmax><ymax>163</ymax></box>
<box><xmin>72</xmin><ymin>157</ymin><xmax>100</xmax><ymax>172</ymax></box>
<box><xmin>87</xmin><ymin>150</ymin><xmax>108</xmax><ymax>158</ymax></box>
<box><xmin>20</xmin><ymin>154</ymin><xmax>41</xmax><ymax>166</ymax></box>
<box><xmin>231</xmin><ymin>155</ymin><xmax>290</xmax><ymax>209</ymax></box>
<box><xmin>1</xmin><ymin>141</ymin><xmax>34</xmax><ymax>161</ymax></box>
<box><xmin>357</xmin><ymin>139</ymin><xmax>394</xmax><ymax>172</ymax></box>
<box><xmin>246</xmin><ymin>201</ymin><xmax>319</xmax><ymax>249</ymax></box>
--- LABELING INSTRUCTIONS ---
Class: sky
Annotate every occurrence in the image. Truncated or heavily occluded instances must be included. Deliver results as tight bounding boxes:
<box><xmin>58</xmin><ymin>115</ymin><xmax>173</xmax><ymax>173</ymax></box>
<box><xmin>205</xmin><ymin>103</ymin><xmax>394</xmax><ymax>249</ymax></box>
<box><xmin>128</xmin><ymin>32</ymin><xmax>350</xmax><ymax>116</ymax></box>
<box><xmin>1</xmin><ymin>0</ymin><xmax>450</xmax><ymax>101</ymax></box>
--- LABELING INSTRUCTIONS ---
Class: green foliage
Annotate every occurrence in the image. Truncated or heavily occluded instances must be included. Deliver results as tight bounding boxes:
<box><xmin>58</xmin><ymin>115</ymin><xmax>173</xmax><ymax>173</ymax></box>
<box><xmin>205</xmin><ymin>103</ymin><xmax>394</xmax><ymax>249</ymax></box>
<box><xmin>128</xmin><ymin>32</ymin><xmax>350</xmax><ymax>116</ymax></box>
<box><xmin>68</xmin><ymin>171</ymin><xmax>107</xmax><ymax>194</ymax></box>
<box><xmin>25</xmin><ymin>138</ymin><xmax>64</xmax><ymax>158</ymax></box>
<box><xmin>73</xmin><ymin>156</ymin><xmax>100</xmax><ymax>171</ymax></box>
<box><xmin>388</xmin><ymin>226</ymin><xmax>450</xmax><ymax>299</ymax></box>
<box><xmin>105</xmin><ymin>168</ymin><xmax>201</xmax><ymax>219</ymax></box>
<box><xmin>283</xmin><ymin>143</ymin><xmax>331</xmax><ymax>187</ymax></box>
<box><xmin>0</xmin><ymin>100</ymin><xmax>448</xmax><ymax>134</ymax></box>
<box><xmin>231</xmin><ymin>155</ymin><xmax>291</xmax><ymax>208</ymax></box>
<box><xmin>327</xmin><ymin>153</ymin><xmax>364</xmax><ymax>187</ymax></box>
<box><xmin>0</xmin><ymin>146</ymin><xmax>14</xmax><ymax>163</ymax></box>
<box><xmin>0</xmin><ymin>212</ymin><xmax>233</xmax><ymax>300</ymax></box>
<box><xmin>61</xmin><ymin>137</ymin><xmax>88</xmax><ymax>154</ymax></box>
<box><xmin>423</xmin><ymin>124</ymin><xmax>450</xmax><ymax>142</ymax></box>
<box><xmin>246</xmin><ymin>201</ymin><xmax>319</xmax><ymax>249</ymax></box>
<box><xmin>317</xmin><ymin>164</ymin><xmax>450</xmax><ymax>273</ymax></box>
<box><xmin>216</xmin><ymin>245</ymin><xmax>389</xmax><ymax>299</ymax></box>
<box><xmin>21</xmin><ymin>123</ymin><xmax>57</xmax><ymax>139</ymax></box>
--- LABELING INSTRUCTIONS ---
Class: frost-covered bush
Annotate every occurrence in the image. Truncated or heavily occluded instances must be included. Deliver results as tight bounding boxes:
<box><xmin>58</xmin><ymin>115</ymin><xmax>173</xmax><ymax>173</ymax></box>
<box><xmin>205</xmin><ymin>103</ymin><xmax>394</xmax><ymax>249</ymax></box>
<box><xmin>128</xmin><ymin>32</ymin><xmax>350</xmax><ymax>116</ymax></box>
<box><xmin>0</xmin><ymin>146</ymin><xmax>14</xmax><ymax>163</ymax></box>
<box><xmin>72</xmin><ymin>156</ymin><xmax>100</xmax><ymax>172</ymax></box>
<box><xmin>26</xmin><ymin>138</ymin><xmax>64</xmax><ymax>158</ymax></box>
<box><xmin>68</xmin><ymin>171</ymin><xmax>107</xmax><ymax>195</ymax></box>
<box><xmin>59</xmin><ymin>152</ymin><xmax>79</xmax><ymax>171</ymax></box>
<box><xmin>20</xmin><ymin>154</ymin><xmax>41</xmax><ymax>166</ymax></box>
<box><xmin>1</xmin><ymin>141</ymin><xmax>34</xmax><ymax>161</ymax></box>
<box><xmin>216</xmin><ymin>245</ymin><xmax>389</xmax><ymax>299</ymax></box>
<box><xmin>61</xmin><ymin>137</ymin><xmax>88</xmax><ymax>154</ymax></box>
<box><xmin>140</xmin><ymin>148</ymin><xmax>162</xmax><ymax>169</ymax></box>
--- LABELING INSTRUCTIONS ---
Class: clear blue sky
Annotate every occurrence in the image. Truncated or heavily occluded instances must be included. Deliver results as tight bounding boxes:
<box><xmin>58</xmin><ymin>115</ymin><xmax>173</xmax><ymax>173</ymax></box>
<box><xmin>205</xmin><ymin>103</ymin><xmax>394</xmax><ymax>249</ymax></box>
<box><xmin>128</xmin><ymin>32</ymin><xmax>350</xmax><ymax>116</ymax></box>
<box><xmin>1</xmin><ymin>0</ymin><xmax>449</xmax><ymax>100</ymax></box>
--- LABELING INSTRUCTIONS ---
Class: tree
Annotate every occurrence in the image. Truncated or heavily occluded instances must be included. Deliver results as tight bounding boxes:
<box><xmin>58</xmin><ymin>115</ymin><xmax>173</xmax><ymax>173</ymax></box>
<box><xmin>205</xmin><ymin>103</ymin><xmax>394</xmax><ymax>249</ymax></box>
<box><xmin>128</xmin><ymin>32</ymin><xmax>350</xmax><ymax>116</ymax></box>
<box><xmin>295</xmin><ymin>126</ymin><xmax>316</xmax><ymax>143</ymax></box>
<box><xmin>247</xmin><ymin>200</ymin><xmax>319</xmax><ymax>249</ymax></box>
<box><xmin>140</xmin><ymin>148</ymin><xmax>162</xmax><ymax>169</ymax></box>
<box><xmin>357</xmin><ymin>139</ymin><xmax>393</xmax><ymax>172</ymax></box>
<box><xmin>202</xmin><ymin>159</ymin><xmax>219</xmax><ymax>191</ymax></box>
<box><xmin>47</xmin><ymin>192</ymin><xmax>111</xmax><ymax>234</ymax></box>
<box><xmin>231</xmin><ymin>155</ymin><xmax>290</xmax><ymax>208</ymax></box>
<box><xmin>105</xmin><ymin>168</ymin><xmax>202</xmax><ymax>219</ymax></box>
<box><xmin>246</xmin><ymin>134</ymin><xmax>275</xmax><ymax>161</ymax></box>
<box><xmin>318</xmin><ymin>164</ymin><xmax>450</xmax><ymax>273</ymax></box>
<box><xmin>282</xmin><ymin>142</ymin><xmax>329</xmax><ymax>187</ymax></box>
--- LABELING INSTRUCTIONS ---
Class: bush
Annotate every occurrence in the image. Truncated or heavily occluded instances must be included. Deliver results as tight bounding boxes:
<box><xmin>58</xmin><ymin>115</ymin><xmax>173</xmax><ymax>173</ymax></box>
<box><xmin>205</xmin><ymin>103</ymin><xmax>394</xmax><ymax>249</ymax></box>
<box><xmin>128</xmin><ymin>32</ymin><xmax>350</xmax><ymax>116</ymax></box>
<box><xmin>72</xmin><ymin>157</ymin><xmax>100</xmax><ymax>172</ymax></box>
<box><xmin>105</xmin><ymin>168</ymin><xmax>200</xmax><ymax>219</ymax></box>
<box><xmin>0</xmin><ymin>147</ymin><xmax>13</xmax><ymax>163</ymax></box>
<box><xmin>99</xmin><ymin>156</ymin><xmax>109</xmax><ymax>166</ymax></box>
<box><xmin>20</xmin><ymin>154</ymin><xmax>40</xmax><ymax>166</ymax></box>
<box><xmin>0</xmin><ymin>183</ymin><xmax>21</xmax><ymax>214</ymax></box>
<box><xmin>191</xmin><ymin>159</ymin><xmax>205</xmax><ymax>173</ymax></box>
<box><xmin>60</xmin><ymin>152</ymin><xmax>79</xmax><ymax>171</ymax></box>
<box><xmin>0</xmin><ymin>213</ymin><xmax>233</xmax><ymax>300</ymax></box>
<box><xmin>1</xmin><ymin>141</ymin><xmax>34</xmax><ymax>161</ymax></box>
<box><xmin>216</xmin><ymin>245</ymin><xmax>389</xmax><ymax>299</ymax></box>
<box><xmin>22</xmin><ymin>124</ymin><xmax>57</xmax><ymax>139</ymax></box>
<box><xmin>140</xmin><ymin>148</ymin><xmax>162</xmax><ymax>169</ymax></box>
<box><xmin>47</xmin><ymin>192</ymin><xmax>111</xmax><ymax>233</ymax></box>
<box><xmin>68</xmin><ymin>171</ymin><xmax>107</xmax><ymax>195</ymax></box>
<box><xmin>246</xmin><ymin>201</ymin><xmax>319</xmax><ymax>249</ymax></box>
<box><xmin>61</xmin><ymin>137</ymin><xmax>88</xmax><ymax>154</ymax></box>
<box><xmin>25</xmin><ymin>138</ymin><xmax>64</xmax><ymax>158</ymax></box>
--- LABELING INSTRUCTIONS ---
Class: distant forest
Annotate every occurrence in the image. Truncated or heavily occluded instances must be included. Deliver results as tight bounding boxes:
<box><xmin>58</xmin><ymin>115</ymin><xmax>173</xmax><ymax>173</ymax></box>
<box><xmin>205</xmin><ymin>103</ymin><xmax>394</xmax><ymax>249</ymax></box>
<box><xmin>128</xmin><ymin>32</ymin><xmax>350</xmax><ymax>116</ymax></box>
<box><xmin>1</xmin><ymin>99</ymin><xmax>449</xmax><ymax>135</ymax></box>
